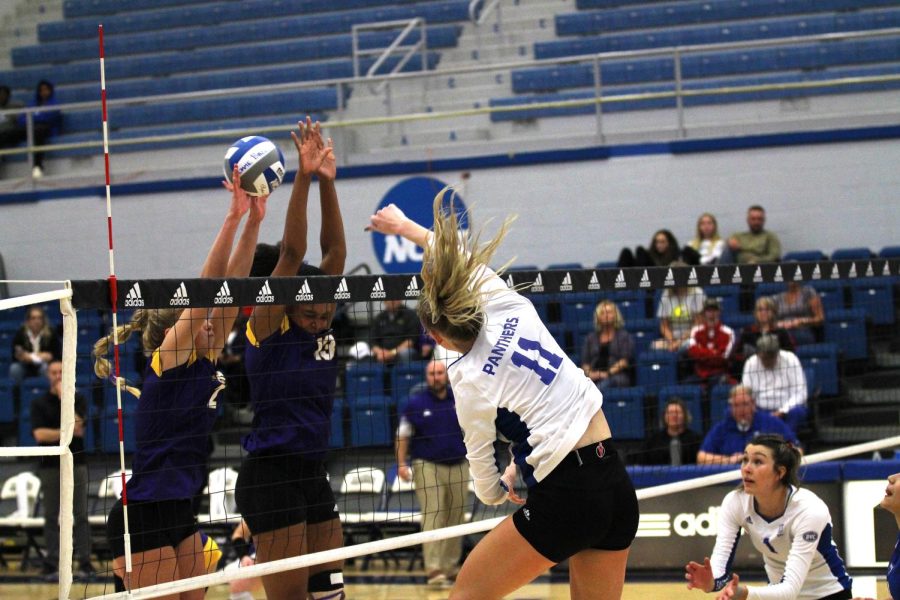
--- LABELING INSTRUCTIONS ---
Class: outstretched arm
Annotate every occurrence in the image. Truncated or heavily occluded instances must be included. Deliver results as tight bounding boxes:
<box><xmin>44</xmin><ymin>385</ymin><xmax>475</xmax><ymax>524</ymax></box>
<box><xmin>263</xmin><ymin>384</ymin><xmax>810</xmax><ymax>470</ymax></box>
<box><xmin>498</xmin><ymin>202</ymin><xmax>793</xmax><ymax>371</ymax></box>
<box><xmin>313</xmin><ymin>130</ymin><xmax>346</xmax><ymax>276</ymax></box>
<box><xmin>209</xmin><ymin>170</ymin><xmax>269</xmax><ymax>357</ymax></box>
<box><xmin>250</xmin><ymin>116</ymin><xmax>331</xmax><ymax>341</ymax></box>
<box><xmin>160</xmin><ymin>167</ymin><xmax>255</xmax><ymax>371</ymax></box>
<box><xmin>368</xmin><ymin>204</ymin><xmax>431</xmax><ymax>248</ymax></box>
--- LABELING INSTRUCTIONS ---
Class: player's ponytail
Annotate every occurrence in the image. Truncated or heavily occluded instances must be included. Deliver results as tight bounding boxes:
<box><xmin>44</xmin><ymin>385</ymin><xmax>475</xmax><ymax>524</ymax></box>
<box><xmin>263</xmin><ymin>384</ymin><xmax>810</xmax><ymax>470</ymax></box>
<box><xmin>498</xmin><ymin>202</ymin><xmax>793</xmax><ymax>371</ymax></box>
<box><xmin>417</xmin><ymin>188</ymin><xmax>515</xmax><ymax>343</ymax></box>
<box><xmin>92</xmin><ymin>308</ymin><xmax>181</xmax><ymax>393</ymax></box>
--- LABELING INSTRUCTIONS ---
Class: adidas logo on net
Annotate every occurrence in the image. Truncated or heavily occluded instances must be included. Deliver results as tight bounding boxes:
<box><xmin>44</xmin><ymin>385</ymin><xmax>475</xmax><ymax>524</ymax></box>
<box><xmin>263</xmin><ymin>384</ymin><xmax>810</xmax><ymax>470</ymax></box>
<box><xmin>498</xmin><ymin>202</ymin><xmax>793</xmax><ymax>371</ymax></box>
<box><xmin>370</xmin><ymin>277</ymin><xmax>386</xmax><ymax>300</ymax></box>
<box><xmin>334</xmin><ymin>277</ymin><xmax>351</xmax><ymax>300</ymax></box>
<box><xmin>124</xmin><ymin>282</ymin><xmax>144</xmax><ymax>308</ymax></box>
<box><xmin>295</xmin><ymin>279</ymin><xmax>314</xmax><ymax>302</ymax></box>
<box><xmin>559</xmin><ymin>272</ymin><xmax>573</xmax><ymax>292</ymax></box>
<box><xmin>405</xmin><ymin>277</ymin><xmax>420</xmax><ymax>298</ymax></box>
<box><xmin>256</xmin><ymin>280</ymin><xmax>275</xmax><ymax>304</ymax></box>
<box><xmin>587</xmin><ymin>272</ymin><xmax>600</xmax><ymax>291</ymax></box>
<box><xmin>531</xmin><ymin>273</ymin><xmax>545</xmax><ymax>293</ymax></box>
<box><xmin>214</xmin><ymin>281</ymin><xmax>234</xmax><ymax>305</ymax></box>
<box><xmin>170</xmin><ymin>282</ymin><xmax>190</xmax><ymax>306</ymax></box>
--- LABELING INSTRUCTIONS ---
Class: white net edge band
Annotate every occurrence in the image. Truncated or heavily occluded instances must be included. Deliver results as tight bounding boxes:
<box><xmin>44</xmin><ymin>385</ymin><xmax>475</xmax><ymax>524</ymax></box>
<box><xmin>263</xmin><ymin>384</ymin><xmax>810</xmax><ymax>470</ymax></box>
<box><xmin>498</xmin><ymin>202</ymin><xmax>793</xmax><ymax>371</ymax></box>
<box><xmin>86</xmin><ymin>435</ymin><xmax>900</xmax><ymax>600</ymax></box>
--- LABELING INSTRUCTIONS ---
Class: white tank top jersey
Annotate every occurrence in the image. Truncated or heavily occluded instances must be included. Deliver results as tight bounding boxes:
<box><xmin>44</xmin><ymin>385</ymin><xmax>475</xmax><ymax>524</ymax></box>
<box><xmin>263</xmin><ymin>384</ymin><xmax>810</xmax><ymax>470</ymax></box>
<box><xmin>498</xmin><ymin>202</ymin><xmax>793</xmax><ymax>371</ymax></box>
<box><xmin>711</xmin><ymin>487</ymin><xmax>851</xmax><ymax>600</ymax></box>
<box><xmin>445</xmin><ymin>266</ymin><xmax>603</xmax><ymax>505</ymax></box>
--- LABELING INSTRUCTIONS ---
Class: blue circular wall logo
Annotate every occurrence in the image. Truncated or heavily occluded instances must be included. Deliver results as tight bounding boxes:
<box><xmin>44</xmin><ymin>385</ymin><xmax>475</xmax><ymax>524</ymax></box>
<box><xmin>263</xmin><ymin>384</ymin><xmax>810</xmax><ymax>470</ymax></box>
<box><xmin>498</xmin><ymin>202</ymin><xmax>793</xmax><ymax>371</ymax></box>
<box><xmin>372</xmin><ymin>176</ymin><xmax>468</xmax><ymax>274</ymax></box>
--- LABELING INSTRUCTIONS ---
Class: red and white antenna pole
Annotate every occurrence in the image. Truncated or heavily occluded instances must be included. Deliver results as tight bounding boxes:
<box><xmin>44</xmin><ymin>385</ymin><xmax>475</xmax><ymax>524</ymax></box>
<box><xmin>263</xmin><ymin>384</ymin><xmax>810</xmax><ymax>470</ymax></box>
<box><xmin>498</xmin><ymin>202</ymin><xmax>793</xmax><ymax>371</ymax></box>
<box><xmin>99</xmin><ymin>23</ymin><xmax>133</xmax><ymax>589</ymax></box>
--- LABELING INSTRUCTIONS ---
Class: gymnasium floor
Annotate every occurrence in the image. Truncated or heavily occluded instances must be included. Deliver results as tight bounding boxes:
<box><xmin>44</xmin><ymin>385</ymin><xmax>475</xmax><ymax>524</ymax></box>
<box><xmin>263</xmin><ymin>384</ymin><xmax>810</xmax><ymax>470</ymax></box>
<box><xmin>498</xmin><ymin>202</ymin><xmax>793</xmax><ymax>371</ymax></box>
<box><xmin>2</xmin><ymin>571</ymin><xmax>889</xmax><ymax>599</ymax></box>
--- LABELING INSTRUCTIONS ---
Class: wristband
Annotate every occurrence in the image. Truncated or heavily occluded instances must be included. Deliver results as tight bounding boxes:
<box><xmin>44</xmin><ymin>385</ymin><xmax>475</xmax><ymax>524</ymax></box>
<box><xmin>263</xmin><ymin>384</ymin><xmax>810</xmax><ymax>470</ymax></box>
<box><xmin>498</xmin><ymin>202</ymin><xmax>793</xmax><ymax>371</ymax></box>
<box><xmin>233</xmin><ymin>537</ymin><xmax>251</xmax><ymax>559</ymax></box>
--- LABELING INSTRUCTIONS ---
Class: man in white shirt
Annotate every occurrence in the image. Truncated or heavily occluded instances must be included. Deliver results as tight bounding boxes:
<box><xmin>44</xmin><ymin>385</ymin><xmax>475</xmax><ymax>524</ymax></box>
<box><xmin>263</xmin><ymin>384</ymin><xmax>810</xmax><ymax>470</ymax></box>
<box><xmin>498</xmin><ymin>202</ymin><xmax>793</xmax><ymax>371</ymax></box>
<box><xmin>742</xmin><ymin>334</ymin><xmax>808</xmax><ymax>434</ymax></box>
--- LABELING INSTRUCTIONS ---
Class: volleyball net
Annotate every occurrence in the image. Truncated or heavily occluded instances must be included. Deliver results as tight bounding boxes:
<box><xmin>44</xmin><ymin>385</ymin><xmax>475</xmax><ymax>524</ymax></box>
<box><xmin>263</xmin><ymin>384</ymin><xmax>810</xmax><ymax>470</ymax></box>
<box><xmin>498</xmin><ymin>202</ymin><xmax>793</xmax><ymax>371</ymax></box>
<box><xmin>1</xmin><ymin>259</ymin><xmax>899</xmax><ymax>599</ymax></box>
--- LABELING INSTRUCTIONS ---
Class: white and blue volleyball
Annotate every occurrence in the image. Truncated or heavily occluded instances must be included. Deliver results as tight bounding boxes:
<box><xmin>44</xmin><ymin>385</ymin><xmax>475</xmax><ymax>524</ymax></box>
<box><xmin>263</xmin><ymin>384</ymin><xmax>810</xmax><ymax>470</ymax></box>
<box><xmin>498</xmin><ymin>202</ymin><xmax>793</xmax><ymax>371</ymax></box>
<box><xmin>224</xmin><ymin>136</ymin><xmax>286</xmax><ymax>197</ymax></box>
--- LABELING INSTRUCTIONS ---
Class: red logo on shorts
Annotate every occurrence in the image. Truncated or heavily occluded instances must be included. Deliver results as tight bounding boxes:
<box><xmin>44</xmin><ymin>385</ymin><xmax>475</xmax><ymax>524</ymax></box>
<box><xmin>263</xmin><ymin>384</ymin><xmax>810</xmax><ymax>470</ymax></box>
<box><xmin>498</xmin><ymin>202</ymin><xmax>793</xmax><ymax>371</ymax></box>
<box><xmin>596</xmin><ymin>442</ymin><xmax>606</xmax><ymax>459</ymax></box>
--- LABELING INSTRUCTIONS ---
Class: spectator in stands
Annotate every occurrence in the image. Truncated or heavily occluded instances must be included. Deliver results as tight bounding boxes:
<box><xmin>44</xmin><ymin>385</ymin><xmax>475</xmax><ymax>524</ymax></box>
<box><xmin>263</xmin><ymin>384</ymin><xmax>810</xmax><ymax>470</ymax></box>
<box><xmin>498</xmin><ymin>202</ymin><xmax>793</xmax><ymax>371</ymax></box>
<box><xmin>772</xmin><ymin>281</ymin><xmax>824</xmax><ymax>346</ymax></box>
<box><xmin>742</xmin><ymin>334</ymin><xmax>808</xmax><ymax>435</ymax></box>
<box><xmin>18</xmin><ymin>80</ymin><xmax>62</xmax><ymax>179</ymax></box>
<box><xmin>370</xmin><ymin>299</ymin><xmax>422</xmax><ymax>363</ymax></box>
<box><xmin>686</xmin><ymin>298</ymin><xmax>735</xmax><ymax>386</ymax></box>
<box><xmin>31</xmin><ymin>360</ymin><xmax>94</xmax><ymax>581</ymax></box>
<box><xmin>581</xmin><ymin>300</ymin><xmax>634</xmax><ymax>391</ymax></box>
<box><xmin>696</xmin><ymin>385</ymin><xmax>799</xmax><ymax>465</ymax></box>
<box><xmin>618</xmin><ymin>229</ymin><xmax>682</xmax><ymax>268</ymax></box>
<box><xmin>0</xmin><ymin>85</ymin><xmax>25</xmax><ymax>151</ymax></box>
<box><xmin>9</xmin><ymin>305</ymin><xmax>61</xmax><ymax>386</ymax></box>
<box><xmin>639</xmin><ymin>398</ymin><xmax>702</xmax><ymax>466</ymax></box>
<box><xmin>732</xmin><ymin>296</ymin><xmax>795</xmax><ymax>371</ymax></box>
<box><xmin>653</xmin><ymin>270</ymin><xmax>706</xmax><ymax>352</ymax></box>
<box><xmin>725</xmin><ymin>205</ymin><xmax>782</xmax><ymax>264</ymax></box>
<box><xmin>396</xmin><ymin>360</ymin><xmax>468</xmax><ymax>587</ymax></box>
<box><xmin>685</xmin><ymin>213</ymin><xmax>725</xmax><ymax>265</ymax></box>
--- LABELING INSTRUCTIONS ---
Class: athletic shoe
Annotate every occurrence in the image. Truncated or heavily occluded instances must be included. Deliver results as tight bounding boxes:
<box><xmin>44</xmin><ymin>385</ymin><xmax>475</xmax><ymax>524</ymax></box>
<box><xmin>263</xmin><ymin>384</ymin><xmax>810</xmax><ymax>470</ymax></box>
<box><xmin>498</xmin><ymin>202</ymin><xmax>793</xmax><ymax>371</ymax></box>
<box><xmin>426</xmin><ymin>571</ymin><xmax>447</xmax><ymax>586</ymax></box>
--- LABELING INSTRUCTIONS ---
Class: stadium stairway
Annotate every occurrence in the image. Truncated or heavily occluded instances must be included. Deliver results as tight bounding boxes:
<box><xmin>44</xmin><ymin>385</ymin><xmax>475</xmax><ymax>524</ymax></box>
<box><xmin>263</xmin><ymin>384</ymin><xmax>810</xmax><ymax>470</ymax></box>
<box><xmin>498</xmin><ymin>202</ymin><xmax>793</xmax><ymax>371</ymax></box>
<box><xmin>340</xmin><ymin>0</ymin><xmax>577</xmax><ymax>157</ymax></box>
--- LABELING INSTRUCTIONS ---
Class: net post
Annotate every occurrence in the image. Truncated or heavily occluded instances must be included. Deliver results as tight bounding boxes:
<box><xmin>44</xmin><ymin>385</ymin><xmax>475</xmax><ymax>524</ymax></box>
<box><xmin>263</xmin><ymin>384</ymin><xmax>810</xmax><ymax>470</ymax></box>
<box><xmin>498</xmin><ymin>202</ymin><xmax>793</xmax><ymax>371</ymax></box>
<box><xmin>58</xmin><ymin>284</ymin><xmax>76</xmax><ymax>600</ymax></box>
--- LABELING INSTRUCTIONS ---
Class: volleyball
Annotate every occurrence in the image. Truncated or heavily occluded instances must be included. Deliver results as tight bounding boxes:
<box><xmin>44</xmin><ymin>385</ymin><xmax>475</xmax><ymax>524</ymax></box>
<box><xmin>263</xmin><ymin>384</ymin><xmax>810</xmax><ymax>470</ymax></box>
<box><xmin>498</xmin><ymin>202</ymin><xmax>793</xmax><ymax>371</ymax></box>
<box><xmin>223</xmin><ymin>136</ymin><xmax>286</xmax><ymax>197</ymax></box>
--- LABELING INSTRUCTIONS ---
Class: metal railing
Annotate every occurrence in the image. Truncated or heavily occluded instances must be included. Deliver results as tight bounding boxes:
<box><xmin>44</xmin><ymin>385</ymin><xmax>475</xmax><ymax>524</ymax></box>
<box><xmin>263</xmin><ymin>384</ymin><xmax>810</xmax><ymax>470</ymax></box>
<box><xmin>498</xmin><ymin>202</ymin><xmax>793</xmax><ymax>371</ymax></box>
<box><xmin>0</xmin><ymin>26</ymin><xmax>898</xmax><ymax>170</ymax></box>
<box><xmin>469</xmin><ymin>0</ymin><xmax>502</xmax><ymax>26</ymax></box>
<box><xmin>351</xmin><ymin>17</ymin><xmax>428</xmax><ymax>95</ymax></box>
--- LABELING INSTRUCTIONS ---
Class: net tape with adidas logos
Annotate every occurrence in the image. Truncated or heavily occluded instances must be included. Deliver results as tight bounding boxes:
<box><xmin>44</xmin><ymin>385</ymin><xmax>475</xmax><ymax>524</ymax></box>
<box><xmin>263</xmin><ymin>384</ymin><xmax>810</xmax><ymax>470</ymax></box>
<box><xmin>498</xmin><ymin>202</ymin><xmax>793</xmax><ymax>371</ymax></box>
<box><xmin>72</xmin><ymin>259</ymin><xmax>899</xmax><ymax>310</ymax></box>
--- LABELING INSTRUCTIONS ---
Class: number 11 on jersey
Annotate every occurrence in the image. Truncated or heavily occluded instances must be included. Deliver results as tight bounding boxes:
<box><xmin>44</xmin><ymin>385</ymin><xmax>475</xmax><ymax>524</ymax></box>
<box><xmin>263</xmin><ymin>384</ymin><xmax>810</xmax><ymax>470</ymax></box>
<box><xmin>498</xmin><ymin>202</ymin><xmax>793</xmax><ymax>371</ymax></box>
<box><xmin>510</xmin><ymin>337</ymin><xmax>563</xmax><ymax>385</ymax></box>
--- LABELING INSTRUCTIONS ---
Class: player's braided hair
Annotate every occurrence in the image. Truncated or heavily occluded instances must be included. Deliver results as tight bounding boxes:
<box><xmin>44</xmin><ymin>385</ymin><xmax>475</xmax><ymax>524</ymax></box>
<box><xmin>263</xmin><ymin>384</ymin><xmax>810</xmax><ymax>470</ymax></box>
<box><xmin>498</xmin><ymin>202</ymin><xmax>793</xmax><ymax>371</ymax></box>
<box><xmin>92</xmin><ymin>308</ymin><xmax>182</xmax><ymax>387</ymax></box>
<box><xmin>417</xmin><ymin>188</ymin><xmax>515</xmax><ymax>343</ymax></box>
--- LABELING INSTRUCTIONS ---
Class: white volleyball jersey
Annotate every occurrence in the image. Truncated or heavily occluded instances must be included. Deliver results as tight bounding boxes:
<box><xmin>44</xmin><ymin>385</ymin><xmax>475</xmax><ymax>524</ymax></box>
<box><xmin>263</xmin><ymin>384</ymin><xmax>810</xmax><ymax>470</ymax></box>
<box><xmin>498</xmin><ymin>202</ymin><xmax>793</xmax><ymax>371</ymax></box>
<box><xmin>446</xmin><ymin>266</ymin><xmax>602</xmax><ymax>505</ymax></box>
<box><xmin>710</xmin><ymin>487</ymin><xmax>851</xmax><ymax>600</ymax></box>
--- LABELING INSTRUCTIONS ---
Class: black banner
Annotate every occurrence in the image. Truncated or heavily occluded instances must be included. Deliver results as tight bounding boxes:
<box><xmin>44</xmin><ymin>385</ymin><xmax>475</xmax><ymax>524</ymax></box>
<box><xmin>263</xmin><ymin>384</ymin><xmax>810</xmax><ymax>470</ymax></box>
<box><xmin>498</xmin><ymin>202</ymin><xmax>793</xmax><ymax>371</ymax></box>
<box><xmin>70</xmin><ymin>259</ymin><xmax>900</xmax><ymax>309</ymax></box>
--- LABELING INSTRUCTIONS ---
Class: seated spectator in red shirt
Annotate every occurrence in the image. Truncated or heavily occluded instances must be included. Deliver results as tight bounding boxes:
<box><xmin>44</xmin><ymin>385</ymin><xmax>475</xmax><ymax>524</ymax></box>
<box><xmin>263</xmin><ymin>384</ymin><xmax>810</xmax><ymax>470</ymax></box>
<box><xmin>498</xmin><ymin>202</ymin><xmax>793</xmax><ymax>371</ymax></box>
<box><xmin>686</xmin><ymin>298</ymin><xmax>735</xmax><ymax>386</ymax></box>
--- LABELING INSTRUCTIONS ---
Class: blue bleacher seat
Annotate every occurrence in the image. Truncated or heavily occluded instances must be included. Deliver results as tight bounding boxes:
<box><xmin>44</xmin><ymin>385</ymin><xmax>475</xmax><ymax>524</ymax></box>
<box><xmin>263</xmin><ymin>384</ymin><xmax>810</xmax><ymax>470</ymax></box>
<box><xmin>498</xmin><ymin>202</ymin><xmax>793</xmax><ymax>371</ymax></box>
<box><xmin>657</xmin><ymin>385</ymin><xmax>703</xmax><ymax>427</ymax></box>
<box><xmin>345</xmin><ymin>362</ymin><xmax>385</xmax><ymax>403</ymax></box>
<box><xmin>0</xmin><ymin>380</ymin><xmax>13</xmax><ymax>423</ymax></box>
<box><xmin>823</xmin><ymin>308</ymin><xmax>867</xmax><ymax>360</ymax></box>
<box><xmin>390</xmin><ymin>362</ymin><xmax>425</xmax><ymax>413</ymax></box>
<box><xmin>636</xmin><ymin>350</ymin><xmax>678</xmax><ymax>392</ymax></box>
<box><xmin>849</xmin><ymin>279</ymin><xmax>895</xmax><ymax>325</ymax></box>
<box><xmin>721</xmin><ymin>312</ymin><xmax>754</xmax><ymax>332</ymax></box>
<box><xmin>350</xmin><ymin>396</ymin><xmax>392</xmax><ymax>447</ymax></box>
<box><xmin>795</xmin><ymin>344</ymin><xmax>840</xmax><ymax>396</ymax></box>
<box><xmin>710</xmin><ymin>383</ymin><xmax>733</xmax><ymax>421</ymax></box>
<box><xmin>809</xmin><ymin>280</ymin><xmax>846</xmax><ymax>313</ymax></box>
<box><xmin>101</xmin><ymin>413</ymin><xmax>136</xmax><ymax>453</ymax></box>
<box><xmin>599</xmin><ymin>387</ymin><xmax>644</xmax><ymax>440</ymax></box>
<box><xmin>547</xmin><ymin>262</ymin><xmax>583</xmax><ymax>270</ymax></box>
<box><xmin>831</xmin><ymin>247</ymin><xmax>873</xmax><ymax>261</ymax></box>
<box><xmin>783</xmin><ymin>250</ymin><xmax>827</xmax><ymax>262</ymax></box>
<box><xmin>803</xmin><ymin>366</ymin><xmax>817</xmax><ymax>398</ymax></box>
<box><xmin>561</xmin><ymin>297</ymin><xmax>596</xmax><ymax>337</ymax></box>
<box><xmin>704</xmin><ymin>285</ymin><xmax>740</xmax><ymax>316</ymax></box>
<box><xmin>754</xmin><ymin>282</ymin><xmax>787</xmax><ymax>300</ymax></box>
<box><xmin>625</xmin><ymin>317</ymin><xmax>658</xmax><ymax>358</ymax></box>
<box><xmin>879</xmin><ymin>246</ymin><xmax>900</xmax><ymax>258</ymax></box>
<box><xmin>612</xmin><ymin>291</ymin><xmax>647</xmax><ymax>322</ymax></box>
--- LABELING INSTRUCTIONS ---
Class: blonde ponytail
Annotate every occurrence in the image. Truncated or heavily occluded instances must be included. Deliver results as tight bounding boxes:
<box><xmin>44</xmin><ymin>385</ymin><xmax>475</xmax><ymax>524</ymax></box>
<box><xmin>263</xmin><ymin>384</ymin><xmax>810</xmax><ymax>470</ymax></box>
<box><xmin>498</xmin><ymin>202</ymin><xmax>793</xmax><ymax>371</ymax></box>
<box><xmin>417</xmin><ymin>188</ymin><xmax>515</xmax><ymax>342</ymax></box>
<box><xmin>92</xmin><ymin>308</ymin><xmax>181</xmax><ymax>397</ymax></box>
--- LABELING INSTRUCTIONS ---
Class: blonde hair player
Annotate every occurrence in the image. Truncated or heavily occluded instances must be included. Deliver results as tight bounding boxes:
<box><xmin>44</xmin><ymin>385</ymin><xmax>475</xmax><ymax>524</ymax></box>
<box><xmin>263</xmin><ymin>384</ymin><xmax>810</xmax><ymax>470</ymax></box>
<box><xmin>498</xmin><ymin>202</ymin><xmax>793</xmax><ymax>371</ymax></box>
<box><xmin>367</xmin><ymin>192</ymin><xmax>639</xmax><ymax>600</ymax></box>
<box><xmin>686</xmin><ymin>434</ymin><xmax>853</xmax><ymax>600</ymax></box>
<box><xmin>94</xmin><ymin>165</ymin><xmax>268</xmax><ymax>597</ymax></box>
